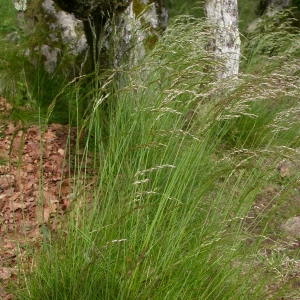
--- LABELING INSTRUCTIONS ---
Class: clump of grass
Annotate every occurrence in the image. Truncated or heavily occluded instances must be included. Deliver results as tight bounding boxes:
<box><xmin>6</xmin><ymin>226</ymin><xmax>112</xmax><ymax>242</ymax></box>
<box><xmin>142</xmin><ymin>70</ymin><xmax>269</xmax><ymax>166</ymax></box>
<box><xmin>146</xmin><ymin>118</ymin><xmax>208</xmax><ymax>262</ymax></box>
<box><xmin>0</xmin><ymin>0</ymin><xmax>85</xmax><ymax>126</ymax></box>
<box><xmin>208</xmin><ymin>69</ymin><xmax>300</xmax><ymax>149</ymax></box>
<box><xmin>0</xmin><ymin>0</ymin><xmax>18</xmax><ymax>36</ymax></box>
<box><xmin>214</xmin><ymin>9</ymin><xmax>300</xmax><ymax>150</ymax></box>
<box><xmin>10</xmin><ymin>13</ymin><xmax>300</xmax><ymax>300</ymax></box>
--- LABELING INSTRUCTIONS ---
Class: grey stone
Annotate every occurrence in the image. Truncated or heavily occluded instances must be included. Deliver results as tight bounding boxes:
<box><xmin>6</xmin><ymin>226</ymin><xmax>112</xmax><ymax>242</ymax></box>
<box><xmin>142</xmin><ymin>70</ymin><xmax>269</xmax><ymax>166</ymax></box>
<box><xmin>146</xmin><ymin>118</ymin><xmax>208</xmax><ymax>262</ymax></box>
<box><xmin>41</xmin><ymin>0</ymin><xmax>88</xmax><ymax>56</ymax></box>
<box><xmin>13</xmin><ymin>0</ymin><xmax>88</xmax><ymax>74</ymax></box>
<box><xmin>5</xmin><ymin>32</ymin><xmax>20</xmax><ymax>43</ymax></box>
<box><xmin>282</xmin><ymin>216</ymin><xmax>300</xmax><ymax>237</ymax></box>
<box><xmin>41</xmin><ymin>44</ymin><xmax>61</xmax><ymax>74</ymax></box>
<box><xmin>12</xmin><ymin>0</ymin><xmax>27</xmax><ymax>11</ymax></box>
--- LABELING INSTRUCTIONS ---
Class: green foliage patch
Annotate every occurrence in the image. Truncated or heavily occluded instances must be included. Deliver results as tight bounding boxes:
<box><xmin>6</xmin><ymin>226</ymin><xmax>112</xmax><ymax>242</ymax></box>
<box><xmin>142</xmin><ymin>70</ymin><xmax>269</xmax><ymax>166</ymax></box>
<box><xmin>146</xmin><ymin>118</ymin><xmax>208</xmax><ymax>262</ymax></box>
<box><xmin>1</xmin><ymin>3</ymin><xmax>300</xmax><ymax>300</ymax></box>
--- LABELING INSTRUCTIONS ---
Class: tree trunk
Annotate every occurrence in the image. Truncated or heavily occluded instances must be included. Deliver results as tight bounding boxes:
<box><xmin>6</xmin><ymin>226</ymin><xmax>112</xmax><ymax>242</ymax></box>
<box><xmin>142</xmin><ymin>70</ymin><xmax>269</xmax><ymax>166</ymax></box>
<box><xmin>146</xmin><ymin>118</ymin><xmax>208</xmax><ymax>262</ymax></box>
<box><xmin>53</xmin><ymin>0</ymin><xmax>168</xmax><ymax>69</ymax></box>
<box><xmin>204</xmin><ymin>0</ymin><xmax>240</xmax><ymax>79</ymax></box>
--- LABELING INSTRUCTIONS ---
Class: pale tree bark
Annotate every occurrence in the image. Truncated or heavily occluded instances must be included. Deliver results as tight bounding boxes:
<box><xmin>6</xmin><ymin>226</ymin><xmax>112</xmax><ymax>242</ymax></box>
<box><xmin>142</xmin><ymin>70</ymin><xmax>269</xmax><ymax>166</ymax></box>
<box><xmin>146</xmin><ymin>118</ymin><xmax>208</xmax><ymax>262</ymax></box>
<box><xmin>204</xmin><ymin>0</ymin><xmax>240</xmax><ymax>79</ymax></box>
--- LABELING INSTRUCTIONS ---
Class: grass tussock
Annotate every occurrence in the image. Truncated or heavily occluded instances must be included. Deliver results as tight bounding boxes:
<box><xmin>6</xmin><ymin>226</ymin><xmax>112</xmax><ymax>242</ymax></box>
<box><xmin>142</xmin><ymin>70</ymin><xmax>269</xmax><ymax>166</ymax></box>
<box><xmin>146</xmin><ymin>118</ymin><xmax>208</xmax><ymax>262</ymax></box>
<box><xmin>1</xmin><ymin>10</ymin><xmax>300</xmax><ymax>300</ymax></box>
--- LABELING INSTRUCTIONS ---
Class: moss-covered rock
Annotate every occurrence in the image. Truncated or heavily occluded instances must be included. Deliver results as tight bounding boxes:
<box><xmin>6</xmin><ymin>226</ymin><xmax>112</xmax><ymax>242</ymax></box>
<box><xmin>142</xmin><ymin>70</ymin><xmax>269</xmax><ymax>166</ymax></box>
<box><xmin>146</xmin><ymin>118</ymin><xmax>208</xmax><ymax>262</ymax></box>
<box><xmin>14</xmin><ymin>0</ymin><xmax>167</xmax><ymax>74</ymax></box>
<box><xmin>52</xmin><ymin>0</ymin><xmax>168</xmax><ymax>69</ymax></box>
<box><xmin>13</xmin><ymin>0</ymin><xmax>88</xmax><ymax>74</ymax></box>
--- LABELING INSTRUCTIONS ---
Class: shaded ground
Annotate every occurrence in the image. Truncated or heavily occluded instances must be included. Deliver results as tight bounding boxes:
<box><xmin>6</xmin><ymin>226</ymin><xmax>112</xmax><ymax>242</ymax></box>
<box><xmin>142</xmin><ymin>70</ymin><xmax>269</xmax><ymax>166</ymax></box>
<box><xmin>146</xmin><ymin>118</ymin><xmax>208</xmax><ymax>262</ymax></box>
<box><xmin>242</xmin><ymin>170</ymin><xmax>300</xmax><ymax>298</ymax></box>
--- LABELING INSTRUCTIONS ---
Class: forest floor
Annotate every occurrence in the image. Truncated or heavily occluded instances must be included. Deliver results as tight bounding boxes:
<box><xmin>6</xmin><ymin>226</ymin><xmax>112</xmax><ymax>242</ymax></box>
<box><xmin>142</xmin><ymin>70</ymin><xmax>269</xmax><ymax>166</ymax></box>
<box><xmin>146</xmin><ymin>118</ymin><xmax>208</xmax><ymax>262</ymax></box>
<box><xmin>0</xmin><ymin>95</ymin><xmax>300</xmax><ymax>299</ymax></box>
<box><xmin>0</xmin><ymin>96</ymin><xmax>77</xmax><ymax>299</ymax></box>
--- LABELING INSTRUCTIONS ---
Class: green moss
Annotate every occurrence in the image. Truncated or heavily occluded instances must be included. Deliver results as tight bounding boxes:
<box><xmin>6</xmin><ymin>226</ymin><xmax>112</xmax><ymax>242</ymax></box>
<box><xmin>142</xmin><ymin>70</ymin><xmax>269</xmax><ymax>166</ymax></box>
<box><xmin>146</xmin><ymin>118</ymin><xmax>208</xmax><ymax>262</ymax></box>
<box><xmin>0</xmin><ymin>0</ymin><xmax>18</xmax><ymax>35</ymax></box>
<box><xmin>24</xmin><ymin>0</ymin><xmax>50</xmax><ymax>40</ymax></box>
<box><xmin>132</xmin><ymin>0</ymin><xmax>165</xmax><ymax>51</ymax></box>
<box><xmin>143</xmin><ymin>33</ymin><xmax>158</xmax><ymax>51</ymax></box>
<box><xmin>132</xmin><ymin>0</ymin><xmax>161</xmax><ymax>17</ymax></box>
<box><xmin>132</xmin><ymin>0</ymin><xmax>147</xmax><ymax>16</ymax></box>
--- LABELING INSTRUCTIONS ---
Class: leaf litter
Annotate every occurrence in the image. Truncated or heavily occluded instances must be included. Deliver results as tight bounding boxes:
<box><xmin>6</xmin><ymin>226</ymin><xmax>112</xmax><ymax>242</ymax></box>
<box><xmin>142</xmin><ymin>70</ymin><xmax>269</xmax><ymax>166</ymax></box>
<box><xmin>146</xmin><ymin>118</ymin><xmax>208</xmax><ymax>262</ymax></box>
<box><xmin>0</xmin><ymin>97</ymin><xmax>77</xmax><ymax>298</ymax></box>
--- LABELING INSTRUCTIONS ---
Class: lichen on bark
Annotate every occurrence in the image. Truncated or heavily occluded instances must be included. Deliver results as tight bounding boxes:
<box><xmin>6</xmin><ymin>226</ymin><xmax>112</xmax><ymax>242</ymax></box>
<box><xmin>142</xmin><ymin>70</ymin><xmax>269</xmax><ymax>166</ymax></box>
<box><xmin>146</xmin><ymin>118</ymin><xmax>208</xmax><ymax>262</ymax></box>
<box><xmin>205</xmin><ymin>0</ymin><xmax>240</xmax><ymax>79</ymax></box>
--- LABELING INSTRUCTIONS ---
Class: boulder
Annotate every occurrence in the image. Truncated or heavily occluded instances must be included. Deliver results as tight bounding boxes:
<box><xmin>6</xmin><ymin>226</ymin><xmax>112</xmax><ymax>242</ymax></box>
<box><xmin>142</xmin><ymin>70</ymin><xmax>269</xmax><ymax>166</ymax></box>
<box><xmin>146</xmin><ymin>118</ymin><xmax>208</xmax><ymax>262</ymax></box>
<box><xmin>11</xmin><ymin>0</ymin><xmax>88</xmax><ymax>74</ymax></box>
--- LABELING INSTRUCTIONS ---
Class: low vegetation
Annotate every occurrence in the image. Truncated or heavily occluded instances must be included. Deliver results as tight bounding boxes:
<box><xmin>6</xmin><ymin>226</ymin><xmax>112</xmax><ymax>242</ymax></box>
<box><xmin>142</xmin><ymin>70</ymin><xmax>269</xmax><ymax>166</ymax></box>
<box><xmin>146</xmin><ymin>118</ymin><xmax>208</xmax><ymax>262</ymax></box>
<box><xmin>0</xmin><ymin>2</ymin><xmax>300</xmax><ymax>299</ymax></box>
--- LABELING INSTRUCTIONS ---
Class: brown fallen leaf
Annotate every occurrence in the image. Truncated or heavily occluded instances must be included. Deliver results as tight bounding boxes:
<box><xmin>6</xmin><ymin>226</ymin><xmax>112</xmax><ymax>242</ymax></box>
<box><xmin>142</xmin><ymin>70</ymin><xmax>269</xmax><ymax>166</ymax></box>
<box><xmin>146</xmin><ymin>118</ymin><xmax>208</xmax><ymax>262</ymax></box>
<box><xmin>0</xmin><ymin>175</ymin><xmax>15</xmax><ymax>190</ymax></box>
<box><xmin>58</xmin><ymin>148</ymin><xmax>66</xmax><ymax>157</ymax></box>
<box><xmin>0</xmin><ymin>196</ymin><xmax>5</xmax><ymax>211</ymax></box>
<box><xmin>0</xmin><ymin>267</ymin><xmax>15</xmax><ymax>281</ymax></box>
<box><xmin>26</xmin><ymin>141</ymin><xmax>41</xmax><ymax>160</ymax></box>
<box><xmin>43</xmin><ymin>130</ymin><xmax>57</xmax><ymax>142</ymax></box>
<box><xmin>0</xmin><ymin>122</ymin><xmax>77</xmax><ymax>294</ymax></box>
<box><xmin>8</xmin><ymin>201</ymin><xmax>27</xmax><ymax>211</ymax></box>
<box><xmin>0</xmin><ymin>165</ymin><xmax>9</xmax><ymax>175</ymax></box>
<box><xmin>5</xmin><ymin>123</ymin><xmax>17</xmax><ymax>135</ymax></box>
<box><xmin>0</xmin><ymin>97</ymin><xmax>12</xmax><ymax>115</ymax></box>
<box><xmin>43</xmin><ymin>207</ymin><xmax>50</xmax><ymax>223</ymax></box>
